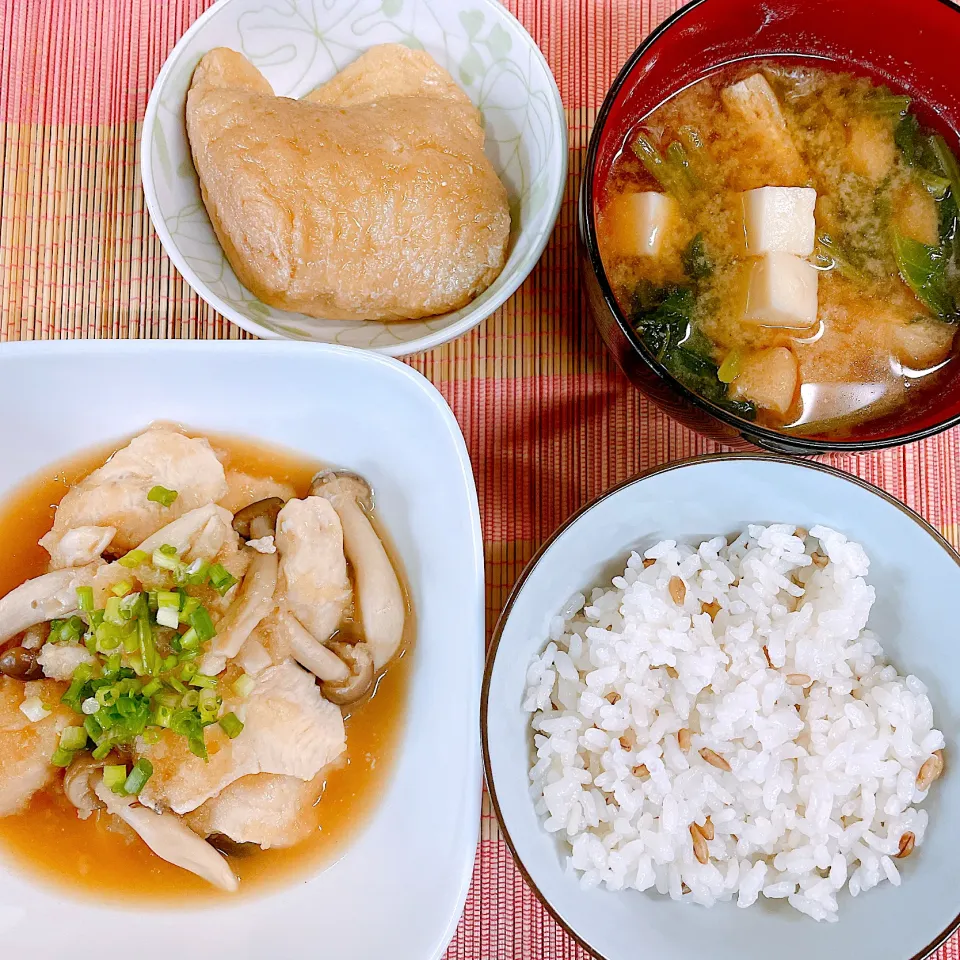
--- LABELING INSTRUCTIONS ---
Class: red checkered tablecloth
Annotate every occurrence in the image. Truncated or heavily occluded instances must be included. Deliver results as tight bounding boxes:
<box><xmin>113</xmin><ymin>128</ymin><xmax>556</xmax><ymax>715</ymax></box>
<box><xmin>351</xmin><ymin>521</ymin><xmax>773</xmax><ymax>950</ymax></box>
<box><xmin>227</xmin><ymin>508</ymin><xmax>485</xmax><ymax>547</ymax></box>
<box><xmin>2</xmin><ymin>1</ymin><xmax>959</xmax><ymax>956</ymax></box>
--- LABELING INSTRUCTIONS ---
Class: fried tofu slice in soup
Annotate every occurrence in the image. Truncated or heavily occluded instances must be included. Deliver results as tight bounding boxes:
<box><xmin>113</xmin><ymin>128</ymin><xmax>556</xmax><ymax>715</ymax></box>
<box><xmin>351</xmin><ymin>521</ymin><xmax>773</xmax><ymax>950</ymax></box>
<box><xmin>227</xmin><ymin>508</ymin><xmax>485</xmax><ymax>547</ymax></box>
<box><xmin>137</xmin><ymin>661</ymin><xmax>345</xmax><ymax>815</ymax></box>
<box><xmin>40</xmin><ymin>426</ymin><xmax>228</xmax><ymax>564</ymax></box>
<box><xmin>185</xmin><ymin>46</ymin><xmax>510</xmax><ymax>322</ymax></box>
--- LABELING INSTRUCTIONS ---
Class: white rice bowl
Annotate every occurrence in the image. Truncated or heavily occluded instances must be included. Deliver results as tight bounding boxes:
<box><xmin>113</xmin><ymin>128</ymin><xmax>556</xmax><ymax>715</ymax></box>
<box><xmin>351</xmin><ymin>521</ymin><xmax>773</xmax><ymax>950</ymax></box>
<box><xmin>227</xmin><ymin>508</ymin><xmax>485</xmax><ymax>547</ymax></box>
<box><xmin>524</xmin><ymin>524</ymin><xmax>945</xmax><ymax>922</ymax></box>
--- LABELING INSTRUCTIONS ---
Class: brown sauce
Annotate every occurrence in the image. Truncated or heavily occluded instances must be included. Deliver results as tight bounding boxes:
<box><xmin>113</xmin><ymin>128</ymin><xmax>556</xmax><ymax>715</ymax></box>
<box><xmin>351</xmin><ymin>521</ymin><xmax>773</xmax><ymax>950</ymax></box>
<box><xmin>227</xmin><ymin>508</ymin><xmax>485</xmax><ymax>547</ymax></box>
<box><xmin>0</xmin><ymin>429</ymin><xmax>413</xmax><ymax>904</ymax></box>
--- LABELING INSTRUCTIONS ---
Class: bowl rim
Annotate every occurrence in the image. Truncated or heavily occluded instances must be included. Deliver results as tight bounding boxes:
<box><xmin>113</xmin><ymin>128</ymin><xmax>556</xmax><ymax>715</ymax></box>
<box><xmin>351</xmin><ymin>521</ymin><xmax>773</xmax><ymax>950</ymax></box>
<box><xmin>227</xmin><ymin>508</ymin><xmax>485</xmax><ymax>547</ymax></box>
<box><xmin>140</xmin><ymin>0</ymin><xmax>568</xmax><ymax>356</ymax></box>
<box><xmin>577</xmin><ymin>0</ymin><xmax>960</xmax><ymax>452</ymax></box>
<box><xmin>481</xmin><ymin>451</ymin><xmax>960</xmax><ymax>960</ymax></box>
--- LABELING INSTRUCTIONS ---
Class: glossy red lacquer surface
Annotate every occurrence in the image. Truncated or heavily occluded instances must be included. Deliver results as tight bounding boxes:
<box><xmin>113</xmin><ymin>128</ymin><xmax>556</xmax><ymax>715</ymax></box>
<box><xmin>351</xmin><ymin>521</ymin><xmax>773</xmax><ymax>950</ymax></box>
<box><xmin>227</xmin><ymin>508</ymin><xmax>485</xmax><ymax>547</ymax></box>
<box><xmin>589</xmin><ymin>0</ymin><xmax>960</xmax><ymax>448</ymax></box>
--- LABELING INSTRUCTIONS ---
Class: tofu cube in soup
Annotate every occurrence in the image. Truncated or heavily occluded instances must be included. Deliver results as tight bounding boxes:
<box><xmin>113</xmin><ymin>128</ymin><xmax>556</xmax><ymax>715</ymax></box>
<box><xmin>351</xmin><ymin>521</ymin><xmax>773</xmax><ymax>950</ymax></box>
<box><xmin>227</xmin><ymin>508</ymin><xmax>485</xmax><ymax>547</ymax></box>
<box><xmin>744</xmin><ymin>252</ymin><xmax>819</xmax><ymax>329</ymax></box>
<box><xmin>606</xmin><ymin>191</ymin><xmax>677</xmax><ymax>257</ymax></box>
<box><xmin>742</xmin><ymin>187</ymin><xmax>817</xmax><ymax>256</ymax></box>
<box><xmin>730</xmin><ymin>347</ymin><xmax>800</xmax><ymax>414</ymax></box>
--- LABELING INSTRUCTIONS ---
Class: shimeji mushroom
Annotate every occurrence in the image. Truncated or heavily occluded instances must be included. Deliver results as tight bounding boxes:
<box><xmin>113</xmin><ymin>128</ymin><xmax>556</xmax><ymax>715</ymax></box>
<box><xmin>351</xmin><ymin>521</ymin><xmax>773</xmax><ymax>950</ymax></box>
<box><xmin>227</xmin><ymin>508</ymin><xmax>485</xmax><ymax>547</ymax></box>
<box><xmin>309</xmin><ymin>471</ymin><xmax>405</xmax><ymax>672</ymax></box>
<box><xmin>92</xmin><ymin>776</ymin><xmax>238</xmax><ymax>892</ymax></box>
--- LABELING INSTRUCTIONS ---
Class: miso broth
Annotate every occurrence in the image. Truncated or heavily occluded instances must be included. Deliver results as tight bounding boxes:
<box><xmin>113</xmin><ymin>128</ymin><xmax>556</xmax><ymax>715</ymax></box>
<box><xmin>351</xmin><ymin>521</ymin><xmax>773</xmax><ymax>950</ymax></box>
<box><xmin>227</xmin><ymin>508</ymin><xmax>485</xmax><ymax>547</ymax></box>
<box><xmin>597</xmin><ymin>59</ymin><xmax>960</xmax><ymax>437</ymax></box>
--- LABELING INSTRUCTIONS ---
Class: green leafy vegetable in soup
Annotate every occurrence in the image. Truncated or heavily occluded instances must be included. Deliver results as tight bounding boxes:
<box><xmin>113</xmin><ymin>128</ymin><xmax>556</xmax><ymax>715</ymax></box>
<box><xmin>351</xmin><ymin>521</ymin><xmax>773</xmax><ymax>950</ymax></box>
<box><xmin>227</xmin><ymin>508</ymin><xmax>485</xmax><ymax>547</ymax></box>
<box><xmin>598</xmin><ymin>59</ymin><xmax>960</xmax><ymax>437</ymax></box>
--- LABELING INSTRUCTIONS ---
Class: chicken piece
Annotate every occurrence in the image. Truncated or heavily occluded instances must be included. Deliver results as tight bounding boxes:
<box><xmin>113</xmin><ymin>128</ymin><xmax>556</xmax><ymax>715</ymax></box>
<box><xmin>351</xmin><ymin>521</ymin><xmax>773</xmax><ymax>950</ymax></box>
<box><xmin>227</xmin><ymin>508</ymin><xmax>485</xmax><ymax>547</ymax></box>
<box><xmin>0</xmin><ymin>678</ymin><xmax>74</xmax><ymax>815</ymax></box>
<box><xmin>186</xmin><ymin>773</ymin><xmax>324</xmax><ymax>850</ymax></box>
<box><xmin>219</xmin><ymin>471</ymin><xmax>296</xmax><ymax>516</ymax></box>
<box><xmin>893</xmin><ymin>179</ymin><xmax>940</xmax><ymax>246</ymax></box>
<box><xmin>138</xmin><ymin>661</ymin><xmax>345</xmax><ymax>815</ymax></box>
<box><xmin>305</xmin><ymin>43</ymin><xmax>471</xmax><ymax>108</ymax></box>
<box><xmin>41</xmin><ymin>426</ymin><xmax>228</xmax><ymax>561</ymax></box>
<box><xmin>730</xmin><ymin>346</ymin><xmax>800</xmax><ymax>415</ymax></box>
<box><xmin>47</xmin><ymin>525</ymin><xmax>117</xmax><ymax>568</ymax></box>
<box><xmin>93</xmin><ymin>778</ymin><xmax>238</xmax><ymax>892</ymax></box>
<box><xmin>847</xmin><ymin>115</ymin><xmax>896</xmax><ymax>181</ymax></box>
<box><xmin>721</xmin><ymin>74</ymin><xmax>806</xmax><ymax>185</ymax></box>
<box><xmin>186</xmin><ymin>47</ymin><xmax>510</xmax><ymax>322</ymax></box>
<box><xmin>275</xmin><ymin>497</ymin><xmax>351</xmax><ymax>643</ymax></box>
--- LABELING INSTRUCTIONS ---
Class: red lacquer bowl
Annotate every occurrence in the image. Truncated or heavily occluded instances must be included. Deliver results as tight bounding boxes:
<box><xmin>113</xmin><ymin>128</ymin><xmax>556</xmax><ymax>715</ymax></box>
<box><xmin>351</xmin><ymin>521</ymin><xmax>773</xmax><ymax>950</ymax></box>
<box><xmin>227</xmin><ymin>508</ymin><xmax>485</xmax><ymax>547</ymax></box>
<box><xmin>579</xmin><ymin>0</ymin><xmax>960</xmax><ymax>453</ymax></box>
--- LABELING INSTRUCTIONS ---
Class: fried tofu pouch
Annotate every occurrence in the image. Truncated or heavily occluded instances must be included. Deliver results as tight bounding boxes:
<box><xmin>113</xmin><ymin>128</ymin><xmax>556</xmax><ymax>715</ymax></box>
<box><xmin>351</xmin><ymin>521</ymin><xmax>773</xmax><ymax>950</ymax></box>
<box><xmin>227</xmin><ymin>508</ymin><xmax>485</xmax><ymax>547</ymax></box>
<box><xmin>185</xmin><ymin>45</ymin><xmax>511</xmax><ymax>322</ymax></box>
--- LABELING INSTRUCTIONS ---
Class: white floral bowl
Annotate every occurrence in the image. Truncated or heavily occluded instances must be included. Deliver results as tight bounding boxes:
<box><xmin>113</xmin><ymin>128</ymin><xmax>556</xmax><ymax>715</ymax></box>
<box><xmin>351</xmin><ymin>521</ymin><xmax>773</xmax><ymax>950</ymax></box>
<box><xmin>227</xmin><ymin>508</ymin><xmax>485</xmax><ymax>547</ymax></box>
<box><xmin>141</xmin><ymin>0</ymin><xmax>566</xmax><ymax>354</ymax></box>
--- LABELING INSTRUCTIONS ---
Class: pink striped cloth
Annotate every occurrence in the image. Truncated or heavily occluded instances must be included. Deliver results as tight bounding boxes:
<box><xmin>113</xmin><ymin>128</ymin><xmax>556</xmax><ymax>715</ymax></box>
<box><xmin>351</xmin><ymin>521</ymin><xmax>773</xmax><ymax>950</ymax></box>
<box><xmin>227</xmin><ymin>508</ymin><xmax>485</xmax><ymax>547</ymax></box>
<box><xmin>1</xmin><ymin>1</ymin><xmax>959</xmax><ymax>956</ymax></box>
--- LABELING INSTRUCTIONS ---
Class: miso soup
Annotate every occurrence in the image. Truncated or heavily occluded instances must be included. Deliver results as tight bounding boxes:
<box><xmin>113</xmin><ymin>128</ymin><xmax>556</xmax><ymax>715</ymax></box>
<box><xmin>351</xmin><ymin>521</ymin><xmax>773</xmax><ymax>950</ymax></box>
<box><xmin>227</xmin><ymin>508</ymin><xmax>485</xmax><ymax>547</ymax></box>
<box><xmin>597</xmin><ymin>60</ymin><xmax>960</xmax><ymax>437</ymax></box>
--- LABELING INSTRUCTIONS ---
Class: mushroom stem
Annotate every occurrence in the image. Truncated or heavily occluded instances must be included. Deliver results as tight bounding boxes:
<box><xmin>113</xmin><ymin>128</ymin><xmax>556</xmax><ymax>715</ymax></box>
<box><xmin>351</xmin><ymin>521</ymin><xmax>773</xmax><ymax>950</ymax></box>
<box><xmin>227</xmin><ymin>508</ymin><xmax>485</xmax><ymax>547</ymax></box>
<box><xmin>280</xmin><ymin>613</ymin><xmax>350</xmax><ymax>683</ymax></box>
<box><xmin>94</xmin><ymin>778</ymin><xmax>238</xmax><ymax>892</ymax></box>
<box><xmin>310</xmin><ymin>471</ymin><xmax>404</xmax><ymax>670</ymax></box>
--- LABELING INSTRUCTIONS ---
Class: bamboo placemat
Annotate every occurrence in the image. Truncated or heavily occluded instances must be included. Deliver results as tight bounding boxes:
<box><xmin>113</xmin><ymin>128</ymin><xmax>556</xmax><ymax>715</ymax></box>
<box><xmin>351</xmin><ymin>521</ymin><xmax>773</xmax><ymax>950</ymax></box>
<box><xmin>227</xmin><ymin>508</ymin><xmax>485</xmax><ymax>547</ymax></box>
<box><xmin>2</xmin><ymin>0</ymin><xmax>959</xmax><ymax>956</ymax></box>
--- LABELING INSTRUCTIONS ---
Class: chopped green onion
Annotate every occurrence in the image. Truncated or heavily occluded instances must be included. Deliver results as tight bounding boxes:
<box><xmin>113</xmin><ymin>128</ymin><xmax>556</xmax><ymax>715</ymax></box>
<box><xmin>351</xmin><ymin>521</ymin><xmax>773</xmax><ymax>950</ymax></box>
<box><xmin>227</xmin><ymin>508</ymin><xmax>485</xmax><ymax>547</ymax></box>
<box><xmin>123</xmin><ymin>758</ymin><xmax>153</xmax><ymax>795</ymax></box>
<box><xmin>141</xmin><ymin>678</ymin><xmax>162</xmax><ymax>698</ymax></box>
<box><xmin>120</xmin><ymin>593</ymin><xmax>142</xmax><ymax>618</ymax></box>
<box><xmin>188</xmin><ymin>736</ymin><xmax>208</xmax><ymax>760</ymax></box>
<box><xmin>162</xmin><ymin>654</ymin><xmax>178</xmax><ymax>672</ymax></box>
<box><xmin>111</xmin><ymin>580</ymin><xmax>133</xmax><ymax>598</ymax></box>
<box><xmin>104</xmin><ymin>597</ymin><xmax>124</xmax><ymax>625</ymax></box>
<box><xmin>180</xmin><ymin>662</ymin><xmax>198</xmax><ymax>683</ymax></box>
<box><xmin>152</xmin><ymin>548</ymin><xmax>180</xmax><ymax>572</ymax></box>
<box><xmin>180</xmin><ymin>596</ymin><xmax>201</xmax><ymax>620</ymax></box>
<box><xmin>157</xmin><ymin>591</ymin><xmax>181</xmax><ymax>610</ymax></box>
<box><xmin>122</xmin><ymin>632</ymin><xmax>139</xmax><ymax>654</ymax></box>
<box><xmin>156</xmin><ymin>607</ymin><xmax>179</xmax><ymax>629</ymax></box>
<box><xmin>96</xmin><ymin>686</ymin><xmax>119</xmax><ymax>707</ymax></box>
<box><xmin>219</xmin><ymin>712</ymin><xmax>244</xmax><ymax>739</ymax></box>
<box><xmin>118</xmin><ymin>548</ymin><xmax>148</xmax><ymax>569</ymax></box>
<box><xmin>183</xmin><ymin>560</ymin><xmax>210</xmax><ymax>586</ymax></box>
<box><xmin>232</xmin><ymin>673</ymin><xmax>255</xmax><ymax>699</ymax></box>
<box><xmin>83</xmin><ymin>714</ymin><xmax>103</xmax><ymax>739</ymax></box>
<box><xmin>187</xmin><ymin>606</ymin><xmax>216</xmax><ymax>642</ymax></box>
<box><xmin>50</xmin><ymin>746</ymin><xmax>75</xmax><ymax>768</ymax></box>
<box><xmin>141</xmin><ymin>727</ymin><xmax>161</xmax><ymax>745</ymax></box>
<box><xmin>147</xmin><ymin>486</ymin><xmax>179</xmax><ymax>508</ymax></box>
<box><xmin>76</xmin><ymin>586</ymin><xmax>95</xmax><ymax>612</ymax></box>
<box><xmin>103</xmin><ymin>764</ymin><xmax>127</xmax><ymax>792</ymax></box>
<box><xmin>207</xmin><ymin>564</ymin><xmax>238</xmax><ymax>596</ymax></box>
<box><xmin>91</xmin><ymin>740</ymin><xmax>115</xmax><ymax>761</ymax></box>
<box><xmin>168</xmin><ymin>676</ymin><xmax>187</xmax><ymax>695</ymax></box>
<box><xmin>189</xmin><ymin>673</ymin><xmax>217</xmax><ymax>690</ymax></box>
<box><xmin>179</xmin><ymin>627</ymin><xmax>200</xmax><ymax>651</ymax></box>
<box><xmin>158</xmin><ymin>544</ymin><xmax>178</xmax><ymax>557</ymax></box>
<box><xmin>59</xmin><ymin>726</ymin><xmax>88</xmax><ymax>751</ymax></box>
<box><xmin>182</xmin><ymin>689</ymin><xmax>201</xmax><ymax>709</ymax></box>
<box><xmin>154</xmin><ymin>703</ymin><xmax>174</xmax><ymax>727</ymax></box>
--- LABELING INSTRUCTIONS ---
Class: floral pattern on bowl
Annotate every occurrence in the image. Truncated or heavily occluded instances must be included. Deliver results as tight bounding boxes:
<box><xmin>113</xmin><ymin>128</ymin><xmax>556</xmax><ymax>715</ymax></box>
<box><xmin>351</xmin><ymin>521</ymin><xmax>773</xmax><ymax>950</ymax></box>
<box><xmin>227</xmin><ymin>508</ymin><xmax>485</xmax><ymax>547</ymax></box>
<box><xmin>142</xmin><ymin>0</ymin><xmax>567</xmax><ymax>354</ymax></box>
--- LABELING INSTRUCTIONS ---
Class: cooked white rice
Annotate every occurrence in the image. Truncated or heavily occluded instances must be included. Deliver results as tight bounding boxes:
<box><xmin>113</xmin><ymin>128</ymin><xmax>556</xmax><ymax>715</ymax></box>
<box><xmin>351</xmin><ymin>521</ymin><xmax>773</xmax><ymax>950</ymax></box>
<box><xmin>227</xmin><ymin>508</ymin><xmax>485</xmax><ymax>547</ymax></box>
<box><xmin>524</xmin><ymin>524</ymin><xmax>945</xmax><ymax>922</ymax></box>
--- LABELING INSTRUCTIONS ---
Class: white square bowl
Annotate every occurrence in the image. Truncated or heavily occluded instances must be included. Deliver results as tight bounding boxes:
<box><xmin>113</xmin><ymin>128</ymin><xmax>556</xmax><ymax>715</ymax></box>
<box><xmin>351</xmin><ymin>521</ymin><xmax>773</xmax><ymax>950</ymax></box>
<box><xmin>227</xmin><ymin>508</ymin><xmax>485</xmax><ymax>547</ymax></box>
<box><xmin>0</xmin><ymin>340</ymin><xmax>484</xmax><ymax>960</ymax></box>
